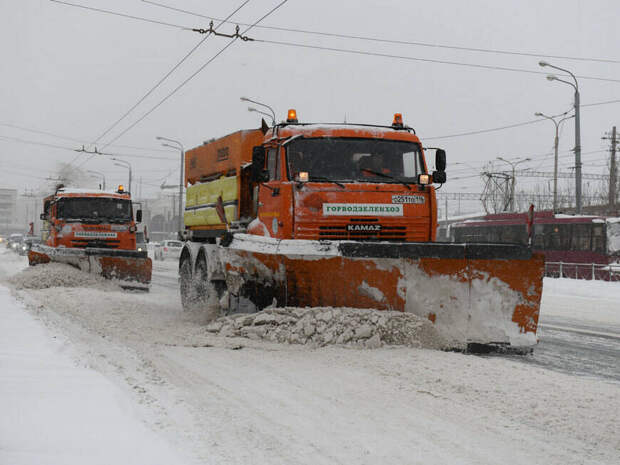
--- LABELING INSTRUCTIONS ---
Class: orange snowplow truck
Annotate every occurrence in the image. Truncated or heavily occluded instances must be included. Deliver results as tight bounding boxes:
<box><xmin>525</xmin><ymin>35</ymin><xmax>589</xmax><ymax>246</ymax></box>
<box><xmin>29</xmin><ymin>186</ymin><xmax>152</xmax><ymax>289</ymax></box>
<box><xmin>179</xmin><ymin>112</ymin><xmax>544</xmax><ymax>352</ymax></box>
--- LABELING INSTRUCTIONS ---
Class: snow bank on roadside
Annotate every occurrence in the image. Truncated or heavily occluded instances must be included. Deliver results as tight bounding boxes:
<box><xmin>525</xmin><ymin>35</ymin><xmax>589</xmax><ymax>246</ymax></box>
<box><xmin>207</xmin><ymin>307</ymin><xmax>447</xmax><ymax>349</ymax></box>
<box><xmin>8</xmin><ymin>263</ymin><xmax>120</xmax><ymax>290</ymax></box>
<box><xmin>0</xmin><ymin>284</ymin><xmax>190</xmax><ymax>465</ymax></box>
<box><xmin>541</xmin><ymin>277</ymin><xmax>620</xmax><ymax>326</ymax></box>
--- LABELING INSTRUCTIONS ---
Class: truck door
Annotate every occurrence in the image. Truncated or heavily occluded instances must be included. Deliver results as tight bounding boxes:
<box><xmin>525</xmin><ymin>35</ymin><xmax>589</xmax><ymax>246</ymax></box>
<box><xmin>257</xmin><ymin>146</ymin><xmax>293</xmax><ymax>238</ymax></box>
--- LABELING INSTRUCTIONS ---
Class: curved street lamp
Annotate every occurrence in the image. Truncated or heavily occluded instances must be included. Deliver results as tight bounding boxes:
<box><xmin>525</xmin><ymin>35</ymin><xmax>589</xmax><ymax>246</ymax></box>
<box><xmin>156</xmin><ymin>136</ymin><xmax>184</xmax><ymax>235</ymax></box>
<box><xmin>539</xmin><ymin>61</ymin><xmax>582</xmax><ymax>213</ymax></box>
<box><xmin>534</xmin><ymin>111</ymin><xmax>574</xmax><ymax>212</ymax></box>
<box><xmin>111</xmin><ymin>158</ymin><xmax>131</xmax><ymax>193</ymax></box>
<box><xmin>87</xmin><ymin>170</ymin><xmax>106</xmax><ymax>190</ymax></box>
<box><xmin>248</xmin><ymin>106</ymin><xmax>275</xmax><ymax>125</ymax></box>
<box><xmin>240</xmin><ymin>96</ymin><xmax>276</xmax><ymax>124</ymax></box>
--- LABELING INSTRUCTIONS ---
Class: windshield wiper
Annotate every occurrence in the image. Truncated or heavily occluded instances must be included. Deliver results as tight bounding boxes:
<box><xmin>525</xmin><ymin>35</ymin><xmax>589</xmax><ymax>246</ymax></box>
<box><xmin>308</xmin><ymin>176</ymin><xmax>345</xmax><ymax>189</ymax></box>
<box><xmin>359</xmin><ymin>169</ymin><xmax>411</xmax><ymax>189</ymax></box>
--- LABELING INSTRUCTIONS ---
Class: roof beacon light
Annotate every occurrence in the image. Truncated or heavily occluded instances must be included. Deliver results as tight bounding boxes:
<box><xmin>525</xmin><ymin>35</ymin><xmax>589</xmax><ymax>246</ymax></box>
<box><xmin>287</xmin><ymin>109</ymin><xmax>298</xmax><ymax>123</ymax></box>
<box><xmin>117</xmin><ymin>185</ymin><xmax>124</xmax><ymax>193</ymax></box>
<box><xmin>392</xmin><ymin>113</ymin><xmax>404</xmax><ymax>128</ymax></box>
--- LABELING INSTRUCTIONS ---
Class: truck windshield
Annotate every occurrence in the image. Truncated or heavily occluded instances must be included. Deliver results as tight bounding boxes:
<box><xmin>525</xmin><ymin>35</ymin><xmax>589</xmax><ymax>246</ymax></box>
<box><xmin>57</xmin><ymin>198</ymin><xmax>132</xmax><ymax>223</ymax></box>
<box><xmin>286</xmin><ymin>138</ymin><xmax>425</xmax><ymax>184</ymax></box>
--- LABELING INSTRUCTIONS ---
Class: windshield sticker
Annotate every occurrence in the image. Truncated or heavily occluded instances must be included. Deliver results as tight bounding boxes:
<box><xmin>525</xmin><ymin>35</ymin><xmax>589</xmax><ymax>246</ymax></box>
<box><xmin>74</xmin><ymin>232</ymin><xmax>118</xmax><ymax>239</ymax></box>
<box><xmin>323</xmin><ymin>203</ymin><xmax>403</xmax><ymax>216</ymax></box>
<box><xmin>392</xmin><ymin>195</ymin><xmax>425</xmax><ymax>204</ymax></box>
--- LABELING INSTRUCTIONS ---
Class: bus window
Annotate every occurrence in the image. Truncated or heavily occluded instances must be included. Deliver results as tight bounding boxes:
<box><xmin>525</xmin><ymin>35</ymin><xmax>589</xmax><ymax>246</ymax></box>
<box><xmin>533</xmin><ymin>224</ymin><xmax>544</xmax><ymax>249</ymax></box>
<box><xmin>572</xmin><ymin>224</ymin><xmax>591</xmax><ymax>251</ymax></box>
<box><xmin>593</xmin><ymin>224</ymin><xmax>605</xmax><ymax>253</ymax></box>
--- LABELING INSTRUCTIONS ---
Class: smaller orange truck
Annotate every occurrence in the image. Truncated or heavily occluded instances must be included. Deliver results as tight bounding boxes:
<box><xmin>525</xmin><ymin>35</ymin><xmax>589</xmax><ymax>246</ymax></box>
<box><xmin>29</xmin><ymin>185</ymin><xmax>152</xmax><ymax>289</ymax></box>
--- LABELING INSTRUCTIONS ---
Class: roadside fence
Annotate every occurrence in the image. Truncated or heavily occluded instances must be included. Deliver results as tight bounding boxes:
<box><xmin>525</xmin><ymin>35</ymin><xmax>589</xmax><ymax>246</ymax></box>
<box><xmin>544</xmin><ymin>262</ymin><xmax>620</xmax><ymax>281</ymax></box>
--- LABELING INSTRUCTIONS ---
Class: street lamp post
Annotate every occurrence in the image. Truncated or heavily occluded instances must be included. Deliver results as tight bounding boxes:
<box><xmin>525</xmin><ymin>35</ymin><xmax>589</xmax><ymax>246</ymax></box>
<box><xmin>240</xmin><ymin>97</ymin><xmax>276</xmax><ymax>124</ymax></box>
<box><xmin>111</xmin><ymin>158</ymin><xmax>131</xmax><ymax>194</ymax></box>
<box><xmin>87</xmin><ymin>170</ymin><xmax>106</xmax><ymax>190</ymax></box>
<box><xmin>539</xmin><ymin>61</ymin><xmax>582</xmax><ymax>213</ymax></box>
<box><xmin>534</xmin><ymin>112</ymin><xmax>574</xmax><ymax>213</ymax></box>
<box><xmin>247</xmin><ymin>106</ymin><xmax>275</xmax><ymax>125</ymax></box>
<box><xmin>496</xmin><ymin>157</ymin><xmax>532</xmax><ymax>212</ymax></box>
<box><xmin>156</xmin><ymin>136</ymin><xmax>184</xmax><ymax>236</ymax></box>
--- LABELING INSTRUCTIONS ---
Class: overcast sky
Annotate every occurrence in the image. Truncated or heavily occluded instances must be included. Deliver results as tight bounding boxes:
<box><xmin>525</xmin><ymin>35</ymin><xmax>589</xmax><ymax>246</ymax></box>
<box><xmin>1</xmin><ymin>0</ymin><xmax>619</xmax><ymax>206</ymax></box>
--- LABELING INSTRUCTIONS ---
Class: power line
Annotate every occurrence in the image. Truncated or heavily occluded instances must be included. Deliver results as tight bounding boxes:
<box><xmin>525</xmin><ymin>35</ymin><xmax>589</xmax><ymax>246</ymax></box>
<box><xmin>0</xmin><ymin>122</ymin><xmax>176</xmax><ymax>153</ymax></box>
<box><xmin>49</xmin><ymin>0</ymin><xmax>190</xmax><ymax>30</ymax></box>
<box><xmin>0</xmin><ymin>135</ymin><xmax>74</xmax><ymax>151</ymax></box>
<box><xmin>253</xmin><ymin>39</ymin><xmax>620</xmax><ymax>85</ymax></box>
<box><xmin>52</xmin><ymin>0</ymin><xmax>620</xmax><ymax>84</ymax></box>
<box><xmin>90</xmin><ymin>0</ymin><xmax>252</xmax><ymax>147</ymax></box>
<box><xmin>0</xmin><ymin>135</ymin><xmax>177</xmax><ymax>161</ymax></box>
<box><xmin>425</xmin><ymin>118</ymin><xmax>543</xmax><ymax>141</ymax></box>
<box><xmin>100</xmin><ymin>0</ymin><xmax>290</xmax><ymax>149</ymax></box>
<box><xmin>422</xmin><ymin>99</ymin><xmax>620</xmax><ymax>141</ymax></box>
<box><xmin>142</xmin><ymin>0</ymin><xmax>620</xmax><ymax>65</ymax></box>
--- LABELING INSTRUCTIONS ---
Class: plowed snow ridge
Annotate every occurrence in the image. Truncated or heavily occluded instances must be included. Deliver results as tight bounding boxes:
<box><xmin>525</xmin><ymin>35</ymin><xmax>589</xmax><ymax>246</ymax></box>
<box><xmin>9</xmin><ymin>263</ymin><xmax>120</xmax><ymax>290</ymax></box>
<box><xmin>208</xmin><ymin>307</ymin><xmax>448</xmax><ymax>349</ymax></box>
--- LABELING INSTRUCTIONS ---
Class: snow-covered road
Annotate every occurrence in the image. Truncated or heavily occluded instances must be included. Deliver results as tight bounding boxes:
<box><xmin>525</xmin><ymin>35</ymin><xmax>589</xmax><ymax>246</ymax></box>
<box><xmin>1</xmin><ymin>250</ymin><xmax>618</xmax><ymax>464</ymax></box>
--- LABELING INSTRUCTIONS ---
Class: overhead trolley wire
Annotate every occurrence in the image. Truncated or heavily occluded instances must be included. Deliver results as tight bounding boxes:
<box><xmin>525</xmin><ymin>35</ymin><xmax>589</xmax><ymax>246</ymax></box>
<box><xmin>0</xmin><ymin>122</ymin><xmax>176</xmax><ymax>154</ymax></box>
<box><xmin>99</xmin><ymin>0</ymin><xmax>289</xmax><ymax>149</ymax></box>
<box><xmin>49</xmin><ymin>0</ymin><xmax>190</xmax><ymax>30</ymax></box>
<box><xmin>54</xmin><ymin>0</ymin><xmax>620</xmax><ymax>83</ymax></box>
<box><xmin>142</xmin><ymin>0</ymin><xmax>620</xmax><ymax>65</ymax></box>
<box><xmin>0</xmin><ymin>135</ymin><xmax>176</xmax><ymax>161</ymax></box>
<box><xmin>250</xmin><ymin>39</ymin><xmax>620</xmax><ymax>85</ymax></box>
<box><xmin>90</xmin><ymin>0</ymin><xmax>252</xmax><ymax>147</ymax></box>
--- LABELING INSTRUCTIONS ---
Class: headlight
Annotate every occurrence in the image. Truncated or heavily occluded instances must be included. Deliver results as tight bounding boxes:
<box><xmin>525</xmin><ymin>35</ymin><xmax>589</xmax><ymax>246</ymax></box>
<box><xmin>138</xmin><ymin>247</ymin><xmax>143</xmax><ymax>252</ymax></box>
<box><xmin>22</xmin><ymin>245</ymin><xmax>27</xmax><ymax>250</ymax></box>
<box><xmin>12</xmin><ymin>243</ymin><xmax>17</xmax><ymax>248</ymax></box>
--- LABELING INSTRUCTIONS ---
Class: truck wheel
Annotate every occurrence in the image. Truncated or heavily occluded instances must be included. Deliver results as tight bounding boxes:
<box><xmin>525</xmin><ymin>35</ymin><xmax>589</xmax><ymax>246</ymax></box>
<box><xmin>191</xmin><ymin>256</ymin><xmax>225</xmax><ymax>320</ymax></box>
<box><xmin>179</xmin><ymin>257</ymin><xmax>195</xmax><ymax>311</ymax></box>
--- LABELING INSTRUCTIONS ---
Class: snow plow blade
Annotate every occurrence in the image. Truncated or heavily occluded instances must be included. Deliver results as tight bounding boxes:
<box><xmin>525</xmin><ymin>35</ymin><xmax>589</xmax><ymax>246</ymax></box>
<box><xmin>29</xmin><ymin>244</ymin><xmax>152</xmax><ymax>290</ymax></box>
<box><xmin>219</xmin><ymin>235</ymin><xmax>545</xmax><ymax>351</ymax></box>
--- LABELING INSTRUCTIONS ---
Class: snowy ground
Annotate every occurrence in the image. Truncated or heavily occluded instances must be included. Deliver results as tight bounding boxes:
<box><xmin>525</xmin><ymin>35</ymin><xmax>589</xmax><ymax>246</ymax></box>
<box><xmin>0</xmin><ymin>249</ymin><xmax>619</xmax><ymax>464</ymax></box>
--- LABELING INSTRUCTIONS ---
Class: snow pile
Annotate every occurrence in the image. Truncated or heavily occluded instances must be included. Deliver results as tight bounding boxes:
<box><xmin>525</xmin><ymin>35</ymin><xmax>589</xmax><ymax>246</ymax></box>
<box><xmin>8</xmin><ymin>263</ymin><xmax>119</xmax><ymax>290</ymax></box>
<box><xmin>206</xmin><ymin>307</ymin><xmax>447</xmax><ymax>349</ymax></box>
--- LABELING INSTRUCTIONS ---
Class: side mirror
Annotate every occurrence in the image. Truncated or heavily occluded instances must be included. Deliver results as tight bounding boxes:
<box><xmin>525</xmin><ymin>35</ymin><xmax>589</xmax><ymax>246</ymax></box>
<box><xmin>435</xmin><ymin>149</ymin><xmax>446</xmax><ymax>172</ymax></box>
<box><xmin>432</xmin><ymin>171</ymin><xmax>447</xmax><ymax>184</ymax></box>
<box><xmin>136</xmin><ymin>210</ymin><xmax>142</xmax><ymax>223</ymax></box>
<box><xmin>251</xmin><ymin>146</ymin><xmax>269</xmax><ymax>182</ymax></box>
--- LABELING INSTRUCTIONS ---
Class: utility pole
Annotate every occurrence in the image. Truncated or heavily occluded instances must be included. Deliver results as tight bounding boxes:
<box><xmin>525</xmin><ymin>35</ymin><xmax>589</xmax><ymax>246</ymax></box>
<box><xmin>495</xmin><ymin>157</ymin><xmax>531</xmax><ymax>212</ymax></box>
<box><xmin>603</xmin><ymin>126</ymin><xmax>618</xmax><ymax>211</ymax></box>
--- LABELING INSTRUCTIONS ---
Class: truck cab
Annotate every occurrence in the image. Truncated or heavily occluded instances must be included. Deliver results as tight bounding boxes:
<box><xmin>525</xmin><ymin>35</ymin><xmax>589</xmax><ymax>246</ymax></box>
<box><xmin>248</xmin><ymin>112</ymin><xmax>446</xmax><ymax>241</ymax></box>
<box><xmin>183</xmin><ymin>112</ymin><xmax>446</xmax><ymax>243</ymax></box>
<box><xmin>41</xmin><ymin>186</ymin><xmax>142</xmax><ymax>251</ymax></box>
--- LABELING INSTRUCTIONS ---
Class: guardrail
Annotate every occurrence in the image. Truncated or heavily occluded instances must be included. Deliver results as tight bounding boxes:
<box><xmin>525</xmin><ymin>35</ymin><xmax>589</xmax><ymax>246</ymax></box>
<box><xmin>545</xmin><ymin>261</ymin><xmax>620</xmax><ymax>281</ymax></box>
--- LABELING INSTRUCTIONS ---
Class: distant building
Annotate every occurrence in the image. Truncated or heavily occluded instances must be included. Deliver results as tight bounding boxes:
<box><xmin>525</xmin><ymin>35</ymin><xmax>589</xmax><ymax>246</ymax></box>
<box><xmin>0</xmin><ymin>188</ymin><xmax>18</xmax><ymax>233</ymax></box>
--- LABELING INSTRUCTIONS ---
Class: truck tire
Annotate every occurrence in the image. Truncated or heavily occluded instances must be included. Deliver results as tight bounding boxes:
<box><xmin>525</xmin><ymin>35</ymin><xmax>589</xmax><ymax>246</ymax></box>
<box><xmin>179</xmin><ymin>257</ymin><xmax>195</xmax><ymax>311</ymax></box>
<box><xmin>183</xmin><ymin>255</ymin><xmax>225</xmax><ymax>321</ymax></box>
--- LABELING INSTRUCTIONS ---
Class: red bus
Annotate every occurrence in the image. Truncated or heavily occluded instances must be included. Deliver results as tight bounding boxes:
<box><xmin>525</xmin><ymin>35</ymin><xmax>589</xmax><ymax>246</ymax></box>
<box><xmin>448</xmin><ymin>211</ymin><xmax>620</xmax><ymax>280</ymax></box>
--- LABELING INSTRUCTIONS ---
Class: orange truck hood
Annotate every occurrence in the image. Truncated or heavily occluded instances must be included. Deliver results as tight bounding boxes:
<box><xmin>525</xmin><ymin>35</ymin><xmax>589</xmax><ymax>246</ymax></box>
<box><xmin>293</xmin><ymin>183</ymin><xmax>432</xmax><ymax>241</ymax></box>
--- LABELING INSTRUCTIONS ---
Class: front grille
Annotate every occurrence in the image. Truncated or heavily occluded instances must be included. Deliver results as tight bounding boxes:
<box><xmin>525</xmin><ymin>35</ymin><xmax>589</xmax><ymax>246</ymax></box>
<box><xmin>318</xmin><ymin>225</ymin><xmax>406</xmax><ymax>241</ymax></box>
<box><xmin>71</xmin><ymin>239</ymin><xmax>121</xmax><ymax>249</ymax></box>
<box><xmin>296</xmin><ymin>219</ymin><xmax>429</xmax><ymax>242</ymax></box>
